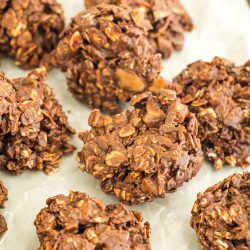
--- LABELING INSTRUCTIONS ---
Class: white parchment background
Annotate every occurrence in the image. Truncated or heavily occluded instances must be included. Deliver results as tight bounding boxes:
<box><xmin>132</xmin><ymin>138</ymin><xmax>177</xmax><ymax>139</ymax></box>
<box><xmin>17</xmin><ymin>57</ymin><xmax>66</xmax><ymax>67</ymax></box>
<box><xmin>0</xmin><ymin>0</ymin><xmax>249</xmax><ymax>249</ymax></box>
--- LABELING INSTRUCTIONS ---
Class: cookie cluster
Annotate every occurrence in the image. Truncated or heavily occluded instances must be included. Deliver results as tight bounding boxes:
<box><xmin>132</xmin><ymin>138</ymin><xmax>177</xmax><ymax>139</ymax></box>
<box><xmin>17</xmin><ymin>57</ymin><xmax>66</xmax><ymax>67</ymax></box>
<box><xmin>191</xmin><ymin>172</ymin><xmax>250</xmax><ymax>250</ymax></box>
<box><xmin>0</xmin><ymin>0</ymin><xmax>64</xmax><ymax>69</ymax></box>
<box><xmin>0</xmin><ymin>68</ymin><xmax>75</xmax><ymax>175</ymax></box>
<box><xmin>78</xmin><ymin>89</ymin><xmax>203</xmax><ymax>205</ymax></box>
<box><xmin>85</xmin><ymin>0</ymin><xmax>194</xmax><ymax>58</ymax></box>
<box><xmin>0</xmin><ymin>1</ymin><xmax>249</xmax><ymax>250</ymax></box>
<box><xmin>55</xmin><ymin>4</ymin><xmax>163</xmax><ymax>113</ymax></box>
<box><xmin>174</xmin><ymin>57</ymin><xmax>250</xmax><ymax>169</ymax></box>
<box><xmin>35</xmin><ymin>191</ymin><xmax>150</xmax><ymax>249</ymax></box>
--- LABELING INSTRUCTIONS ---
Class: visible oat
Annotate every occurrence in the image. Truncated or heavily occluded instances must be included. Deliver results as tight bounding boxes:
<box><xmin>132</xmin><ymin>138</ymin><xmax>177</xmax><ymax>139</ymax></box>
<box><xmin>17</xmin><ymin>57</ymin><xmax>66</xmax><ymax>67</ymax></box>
<box><xmin>78</xmin><ymin>89</ymin><xmax>203</xmax><ymax>205</ymax></box>
<box><xmin>191</xmin><ymin>172</ymin><xmax>250</xmax><ymax>250</ymax></box>
<box><xmin>34</xmin><ymin>191</ymin><xmax>151</xmax><ymax>250</ymax></box>
<box><xmin>55</xmin><ymin>4</ymin><xmax>163</xmax><ymax>114</ymax></box>
<box><xmin>0</xmin><ymin>68</ymin><xmax>75</xmax><ymax>175</ymax></box>
<box><xmin>174</xmin><ymin>57</ymin><xmax>250</xmax><ymax>168</ymax></box>
<box><xmin>85</xmin><ymin>0</ymin><xmax>193</xmax><ymax>58</ymax></box>
<box><xmin>0</xmin><ymin>0</ymin><xmax>64</xmax><ymax>69</ymax></box>
<box><xmin>0</xmin><ymin>181</ymin><xmax>8</xmax><ymax>235</ymax></box>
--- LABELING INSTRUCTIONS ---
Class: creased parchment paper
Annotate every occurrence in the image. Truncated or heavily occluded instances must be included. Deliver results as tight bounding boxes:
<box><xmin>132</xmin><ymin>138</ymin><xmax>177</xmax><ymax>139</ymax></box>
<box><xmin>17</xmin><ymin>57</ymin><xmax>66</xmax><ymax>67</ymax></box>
<box><xmin>0</xmin><ymin>0</ymin><xmax>249</xmax><ymax>249</ymax></box>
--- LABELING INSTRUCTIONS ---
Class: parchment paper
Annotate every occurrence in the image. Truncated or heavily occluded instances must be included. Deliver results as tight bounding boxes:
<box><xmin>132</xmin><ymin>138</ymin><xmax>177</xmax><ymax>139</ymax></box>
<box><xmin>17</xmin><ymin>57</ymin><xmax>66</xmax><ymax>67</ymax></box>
<box><xmin>0</xmin><ymin>0</ymin><xmax>249</xmax><ymax>249</ymax></box>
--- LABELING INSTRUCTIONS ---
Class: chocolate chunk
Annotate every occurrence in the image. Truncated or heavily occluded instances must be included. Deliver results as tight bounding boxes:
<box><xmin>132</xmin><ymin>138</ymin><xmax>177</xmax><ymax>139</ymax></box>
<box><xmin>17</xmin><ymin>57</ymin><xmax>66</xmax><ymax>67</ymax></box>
<box><xmin>85</xmin><ymin>0</ymin><xmax>193</xmax><ymax>58</ymax></box>
<box><xmin>0</xmin><ymin>0</ymin><xmax>64</xmax><ymax>69</ymax></box>
<box><xmin>0</xmin><ymin>68</ymin><xmax>75</xmax><ymax>175</ymax></box>
<box><xmin>77</xmin><ymin>89</ymin><xmax>203</xmax><ymax>205</ymax></box>
<box><xmin>173</xmin><ymin>57</ymin><xmax>250</xmax><ymax>169</ymax></box>
<box><xmin>0</xmin><ymin>181</ymin><xmax>8</xmax><ymax>235</ymax></box>
<box><xmin>55</xmin><ymin>4</ymin><xmax>163</xmax><ymax>114</ymax></box>
<box><xmin>191</xmin><ymin>172</ymin><xmax>250</xmax><ymax>250</ymax></box>
<box><xmin>34</xmin><ymin>191</ymin><xmax>151</xmax><ymax>250</ymax></box>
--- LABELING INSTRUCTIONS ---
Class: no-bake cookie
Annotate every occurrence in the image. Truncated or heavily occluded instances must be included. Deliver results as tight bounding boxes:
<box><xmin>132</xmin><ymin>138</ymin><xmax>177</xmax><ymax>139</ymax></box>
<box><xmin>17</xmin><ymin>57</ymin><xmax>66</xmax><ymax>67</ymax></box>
<box><xmin>0</xmin><ymin>0</ymin><xmax>64</xmax><ymax>69</ymax></box>
<box><xmin>34</xmin><ymin>191</ymin><xmax>151</xmax><ymax>249</ymax></box>
<box><xmin>0</xmin><ymin>181</ymin><xmax>8</xmax><ymax>235</ymax></box>
<box><xmin>55</xmin><ymin>4</ymin><xmax>163</xmax><ymax>114</ymax></box>
<box><xmin>0</xmin><ymin>68</ymin><xmax>75</xmax><ymax>175</ymax></box>
<box><xmin>77</xmin><ymin>89</ymin><xmax>203</xmax><ymax>205</ymax></box>
<box><xmin>191</xmin><ymin>172</ymin><xmax>250</xmax><ymax>250</ymax></box>
<box><xmin>85</xmin><ymin>0</ymin><xmax>193</xmax><ymax>58</ymax></box>
<box><xmin>174</xmin><ymin>57</ymin><xmax>250</xmax><ymax>169</ymax></box>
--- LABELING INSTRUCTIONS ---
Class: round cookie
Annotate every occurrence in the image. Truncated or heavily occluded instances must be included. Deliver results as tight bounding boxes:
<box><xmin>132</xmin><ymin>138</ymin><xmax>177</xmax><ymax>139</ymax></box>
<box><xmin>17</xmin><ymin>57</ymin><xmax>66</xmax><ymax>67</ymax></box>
<box><xmin>0</xmin><ymin>0</ymin><xmax>64</xmax><ymax>69</ymax></box>
<box><xmin>85</xmin><ymin>0</ymin><xmax>193</xmax><ymax>58</ymax></box>
<box><xmin>191</xmin><ymin>172</ymin><xmax>250</xmax><ymax>250</ymax></box>
<box><xmin>34</xmin><ymin>191</ymin><xmax>151</xmax><ymax>250</ymax></box>
<box><xmin>0</xmin><ymin>181</ymin><xmax>8</xmax><ymax>235</ymax></box>
<box><xmin>77</xmin><ymin>89</ymin><xmax>203</xmax><ymax>205</ymax></box>
<box><xmin>0</xmin><ymin>68</ymin><xmax>75</xmax><ymax>175</ymax></box>
<box><xmin>173</xmin><ymin>57</ymin><xmax>250</xmax><ymax>169</ymax></box>
<box><xmin>55</xmin><ymin>4</ymin><xmax>163</xmax><ymax>114</ymax></box>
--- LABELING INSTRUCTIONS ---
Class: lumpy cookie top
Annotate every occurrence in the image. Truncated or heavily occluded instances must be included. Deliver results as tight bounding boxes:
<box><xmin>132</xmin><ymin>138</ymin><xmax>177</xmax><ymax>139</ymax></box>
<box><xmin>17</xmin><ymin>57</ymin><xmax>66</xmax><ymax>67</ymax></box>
<box><xmin>34</xmin><ymin>191</ymin><xmax>151</xmax><ymax>250</ymax></box>
<box><xmin>55</xmin><ymin>4</ymin><xmax>163</xmax><ymax>114</ymax></box>
<box><xmin>0</xmin><ymin>68</ymin><xmax>75</xmax><ymax>175</ymax></box>
<box><xmin>191</xmin><ymin>172</ymin><xmax>250</xmax><ymax>250</ymax></box>
<box><xmin>174</xmin><ymin>57</ymin><xmax>250</xmax><ymax>169</ymax></box>
<box><xmin>0</xmin><ymin>181</ymin><xmax>8</xmax><ymax>234</ymax></box>
<box><xmin>85</xmin><ymin>0</ymin><xmax>193</xmax><ymax>58</ymax></box>
<box><xmin>0</xmin><ymin>72</ymin><xmax>19</xmax><ymax>135</ymax></box>
<box><xmin>77</xmin><ymin>89</ymin><xmax>203</xmax><ymax>205</ymax></box>
<box><xmin>0</xmin><ymin>0</ymin><xmax>64</xmax><ymax>68</ymax></box>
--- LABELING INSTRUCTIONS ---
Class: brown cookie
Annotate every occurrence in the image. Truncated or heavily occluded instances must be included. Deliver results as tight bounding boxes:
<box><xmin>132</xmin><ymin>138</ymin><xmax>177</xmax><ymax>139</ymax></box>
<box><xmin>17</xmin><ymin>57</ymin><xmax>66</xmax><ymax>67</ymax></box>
<box><xmin>34</xmin><ymin>191</ymin><xmax>151</xmax><ymax>250</ymax></box>
<box><xmin>55</xmin><ymin>4</ymin><xmax>163</xmax><ymax>114</ymax></box>
<box><xmin>0</xmin><ymin>181</ymin><xmax>8</xmax><ymax>235</ymax></box>
<box><xmin>0</xmin><ymin>72</ymin><xmax>19</xmax><ymax>135</ymax></box>
<box><xmin>191</xmin><ymin>172</ymin><xmax>250</xmax><ymax>250</ymax></box>
<box><xmin>0</xmin><ymin>68</ymin><xmax>75</xmax><ymax>175</ymax></box>
<box><xmin>0</xmin><ymin>0</ymin><xmax>64</xmax><ymax>69</ymax></box>
<box><xmin>85</xmin><ymin>0</ymin><xmax>193</xmax><ymax>58</ymax></box>
<box><xmin>173</xmin><ymin>57</ymin><xmax>250</xmax><ymax>169</ymax></box>
<box><xmin>77</xmin><ymin>89</ymin><xmax>203</xmax><ymax>205</ymax></box>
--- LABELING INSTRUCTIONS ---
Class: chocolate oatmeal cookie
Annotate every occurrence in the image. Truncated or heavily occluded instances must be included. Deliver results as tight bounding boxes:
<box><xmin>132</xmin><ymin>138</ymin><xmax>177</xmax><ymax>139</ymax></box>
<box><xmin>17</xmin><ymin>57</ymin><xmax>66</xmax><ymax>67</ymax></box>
<box><xmin>174</xmin><ymin>57</ymin><xmax>250</xmax><ymax>169</ymax></box>
<box><xmin>0</xmin><ymin>0</ymin><xmax>64</xmax><ymax>69</ymax></box>
<box><xmin>55</xmin><ymin>4</ymin><xmax>163</xmax><ymax>114</ymax></box>
<box><xmin>85</xmin><ymin>0</ymin><xmax>193</xmax><ymax>58</ymax></box>
<box><xmin>77</xmin><ymin>89</ymin><xmax>203</xmax><ymax>205</ymax></box>
<box><xmin>34</xmin><ymin>191</ymin><xmax>151</xmax><ymax>250</ymax></box>
<box><xmin>0</xmin><ymin>181</ymin><xmax>8</xmax><ymax>235</ymax></box>
<box><xmin>191</xmin><ymin>172</ymin><xmax>250</xmax><ymax>250</ymax></box>
<box><xmin>0</xmin><ymin>68</ymin><xmax>75</xmax><ymax>175</ymax></box>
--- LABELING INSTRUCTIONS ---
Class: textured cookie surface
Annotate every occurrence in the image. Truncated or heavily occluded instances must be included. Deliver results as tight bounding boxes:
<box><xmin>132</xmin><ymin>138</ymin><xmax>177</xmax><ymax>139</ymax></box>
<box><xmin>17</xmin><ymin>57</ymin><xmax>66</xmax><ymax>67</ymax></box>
<box><xmin>56</xmin><ymin>4</ymin><xmax>163</xmax><ymax>114</ymax></box>
<box><xmin>174</xmin><ymin>57</ymin><xmax>250</xmax><ymax>169</ymax></box>
<box><xmin>78</xmin><ymin>89</ymin><xmax>203</xmax><ymax>205</ymax></box>
<box><xmin>35</xmin><ymin>191</ymin><xmax>151</xmax><ymax>250</ymax></box>
<box><xmin>0</xmin><ymin>0</ymin><xmax>64</xmax><ymax>68</ymax></box>
<box><xmin>191</xmin><ymin>172</ymin><xmax>250</xmax><ymax>250</ymax></box>
<box><xmin>0</xmin><ymin>68</ymin><xmax>75</xmax><ymax>175</ymax></box>
<box><xmin>85</xmin><ymin>0</ymin><xmax>193</xmax><ymax>58</ymax></box>
<box><xmin>0</xmin><ymin>181</ymin><xmax>8</xmax><ymax>235</ymax></box>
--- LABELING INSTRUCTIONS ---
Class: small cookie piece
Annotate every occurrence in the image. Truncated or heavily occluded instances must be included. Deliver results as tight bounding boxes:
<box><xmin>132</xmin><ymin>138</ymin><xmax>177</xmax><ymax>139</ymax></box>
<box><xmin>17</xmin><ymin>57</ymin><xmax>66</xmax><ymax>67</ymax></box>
<box><xmin>0</xmin><ymin>68</ymin><xmax>75</xmax><ymax>175</ymax></box>
<box><xmin>0</xmin><ymin>0</ymin><xmax>64</xmax><ymax>69</ymax></box>
<box><xmin>34</xmin><ymin>191</ymin><xmax>151</xmax><ymax>250</ymax></box>
<box><xmin>191</xmin><ymin>172</ymin><xmax>250</xmax><ymax>250</ymax></box>
<box><xmin>55</xmin><ymin>4</ymin><xmax>163</xmax><ymax>114</ymax></box>
<box><xmin>77</xmin><ymin>89</ymin><xmax>203</xmax><ymax>205</ymax></box>
<box><xmin>174</xmin><ymin>57</ymin><xmax>250</xmax><ymax>169</ymax></box>
<box><xmin>85</xmin><ymin>0</ymin><xmax>193</xmax><ymax>58</ymax></box>
<box><xmin>0</xmin><ymin>181</ymin><xmax>8</xmax><ymax>235</ymax></box>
